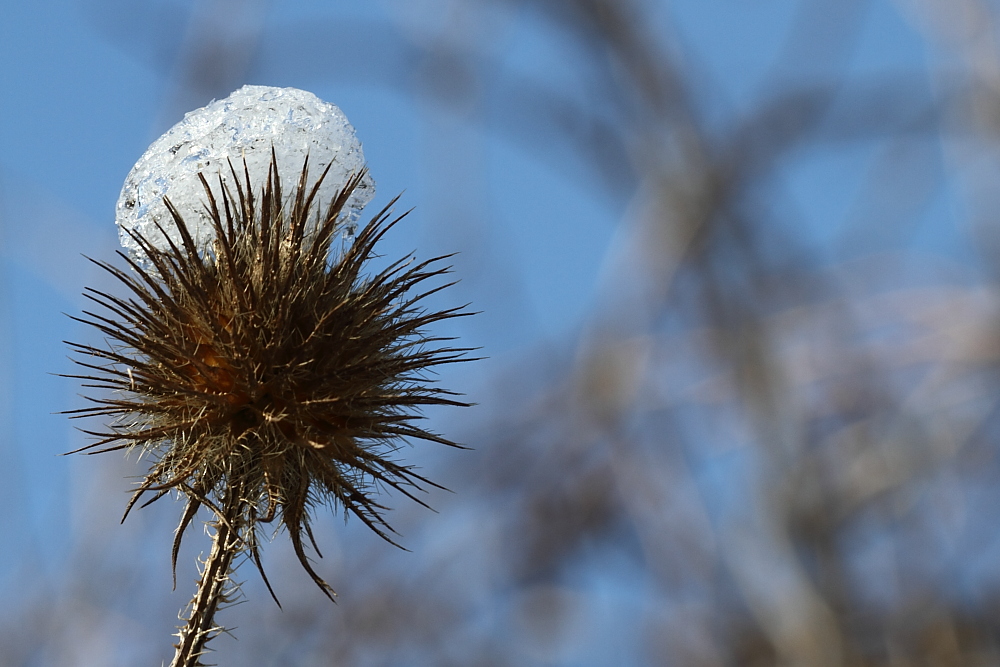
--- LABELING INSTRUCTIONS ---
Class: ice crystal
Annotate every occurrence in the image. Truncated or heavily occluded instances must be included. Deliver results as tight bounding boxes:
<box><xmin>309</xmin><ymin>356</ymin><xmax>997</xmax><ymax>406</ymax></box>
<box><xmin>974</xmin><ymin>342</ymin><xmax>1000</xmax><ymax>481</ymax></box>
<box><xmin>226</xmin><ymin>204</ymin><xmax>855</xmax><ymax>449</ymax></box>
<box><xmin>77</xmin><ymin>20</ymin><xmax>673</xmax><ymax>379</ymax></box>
<box><xmin>115</xmin><ymin>85</ymin><xmax>375</xmax><ymax>261</ymax></box>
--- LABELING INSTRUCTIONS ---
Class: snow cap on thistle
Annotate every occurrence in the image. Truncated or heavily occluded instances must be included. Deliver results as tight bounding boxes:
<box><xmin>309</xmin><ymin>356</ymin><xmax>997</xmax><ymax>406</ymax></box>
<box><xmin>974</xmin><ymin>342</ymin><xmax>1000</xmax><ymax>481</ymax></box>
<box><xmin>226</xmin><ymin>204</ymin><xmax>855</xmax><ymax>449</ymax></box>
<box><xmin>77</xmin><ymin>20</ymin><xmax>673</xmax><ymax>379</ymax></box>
<box><xmin>116</xmin><ymin>85</ymin><xmax>376</xmax><ymax>261</ymax></box>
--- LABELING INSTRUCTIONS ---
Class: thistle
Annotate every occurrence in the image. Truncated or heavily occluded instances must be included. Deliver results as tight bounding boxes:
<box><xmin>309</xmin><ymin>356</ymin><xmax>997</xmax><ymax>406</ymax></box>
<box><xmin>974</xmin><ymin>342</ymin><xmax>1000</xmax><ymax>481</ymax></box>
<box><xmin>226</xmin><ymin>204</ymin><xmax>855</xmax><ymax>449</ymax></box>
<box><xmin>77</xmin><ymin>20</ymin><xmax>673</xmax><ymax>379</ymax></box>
<box><xmin>65</xmin><ymin>151</ymin><xmax>473</xmax><ymax>665</ymax></box>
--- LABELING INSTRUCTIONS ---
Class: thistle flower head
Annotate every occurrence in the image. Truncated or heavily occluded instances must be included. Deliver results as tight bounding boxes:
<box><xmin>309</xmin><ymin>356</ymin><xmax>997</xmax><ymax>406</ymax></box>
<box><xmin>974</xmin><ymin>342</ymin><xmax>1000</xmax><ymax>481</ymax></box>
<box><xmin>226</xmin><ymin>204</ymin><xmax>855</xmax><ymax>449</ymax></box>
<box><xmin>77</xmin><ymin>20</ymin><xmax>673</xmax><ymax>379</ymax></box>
<box><xmin>66</xmin><ymin>154</ymin><xmax>473</xmax><ymax>599</ymax></box>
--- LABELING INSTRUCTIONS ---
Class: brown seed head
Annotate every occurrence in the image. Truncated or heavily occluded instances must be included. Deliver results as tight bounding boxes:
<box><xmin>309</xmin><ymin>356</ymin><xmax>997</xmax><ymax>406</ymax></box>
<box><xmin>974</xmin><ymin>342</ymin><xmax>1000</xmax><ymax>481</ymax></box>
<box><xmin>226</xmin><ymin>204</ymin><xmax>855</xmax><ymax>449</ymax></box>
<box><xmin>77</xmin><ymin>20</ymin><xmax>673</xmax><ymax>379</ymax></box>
<box><xmin>65</xmin><ymin>154</ymin><xmax>474</xmax><ymax>599</ymax></box>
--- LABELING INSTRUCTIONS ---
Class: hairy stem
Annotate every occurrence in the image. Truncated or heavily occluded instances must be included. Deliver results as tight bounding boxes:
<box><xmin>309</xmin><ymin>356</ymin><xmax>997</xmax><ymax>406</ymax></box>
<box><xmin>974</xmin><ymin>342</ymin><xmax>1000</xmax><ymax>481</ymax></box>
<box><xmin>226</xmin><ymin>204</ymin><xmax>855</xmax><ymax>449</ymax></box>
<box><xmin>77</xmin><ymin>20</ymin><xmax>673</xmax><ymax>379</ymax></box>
<box><xmin>170</xmin><ymin>497</ymin><xmax>241</xmax><ymax>667</ymax></box>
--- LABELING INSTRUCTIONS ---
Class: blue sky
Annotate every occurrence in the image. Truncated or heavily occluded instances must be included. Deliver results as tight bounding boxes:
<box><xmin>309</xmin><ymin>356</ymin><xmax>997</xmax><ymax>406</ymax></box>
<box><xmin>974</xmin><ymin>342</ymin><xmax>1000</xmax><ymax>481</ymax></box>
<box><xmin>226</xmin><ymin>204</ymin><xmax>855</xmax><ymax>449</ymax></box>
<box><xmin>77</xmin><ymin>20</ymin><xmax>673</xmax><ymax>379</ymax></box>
<box><xmin>0</xmin><ymin>1</ymin><xmax>985</xmax><ymax>664</ymax></box>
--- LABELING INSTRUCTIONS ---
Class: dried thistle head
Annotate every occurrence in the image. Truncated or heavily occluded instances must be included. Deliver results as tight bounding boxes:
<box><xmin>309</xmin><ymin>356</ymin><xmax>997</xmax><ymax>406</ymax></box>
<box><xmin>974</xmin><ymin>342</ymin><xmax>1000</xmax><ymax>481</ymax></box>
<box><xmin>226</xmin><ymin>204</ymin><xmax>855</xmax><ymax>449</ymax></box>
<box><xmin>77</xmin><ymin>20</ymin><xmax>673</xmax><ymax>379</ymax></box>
<box><xmin>66</xmin><ymin>154</ymin><xmax>474</xmax><ymax>599</ymax></box>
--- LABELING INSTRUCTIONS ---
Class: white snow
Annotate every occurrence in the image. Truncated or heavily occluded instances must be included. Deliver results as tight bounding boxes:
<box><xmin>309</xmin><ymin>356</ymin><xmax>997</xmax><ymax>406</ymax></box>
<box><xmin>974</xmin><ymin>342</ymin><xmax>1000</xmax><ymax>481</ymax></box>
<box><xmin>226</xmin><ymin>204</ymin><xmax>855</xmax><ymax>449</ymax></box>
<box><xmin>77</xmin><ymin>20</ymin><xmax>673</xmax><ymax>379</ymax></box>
<box><xmin>115</xmin><ymin>85</ymin><xmax>375</xmax><ymax>262</ymax></box>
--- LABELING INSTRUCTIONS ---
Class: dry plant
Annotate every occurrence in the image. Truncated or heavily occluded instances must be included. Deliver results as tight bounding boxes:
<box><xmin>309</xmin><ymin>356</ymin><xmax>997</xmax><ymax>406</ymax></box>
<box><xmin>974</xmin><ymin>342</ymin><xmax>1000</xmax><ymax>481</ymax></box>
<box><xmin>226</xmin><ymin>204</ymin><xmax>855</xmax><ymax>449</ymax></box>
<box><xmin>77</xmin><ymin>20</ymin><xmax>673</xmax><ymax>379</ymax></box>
<box><xmin>64</xmin><ymin>156</ymin><xmax>473</xmax><ymax>666</ymax></box>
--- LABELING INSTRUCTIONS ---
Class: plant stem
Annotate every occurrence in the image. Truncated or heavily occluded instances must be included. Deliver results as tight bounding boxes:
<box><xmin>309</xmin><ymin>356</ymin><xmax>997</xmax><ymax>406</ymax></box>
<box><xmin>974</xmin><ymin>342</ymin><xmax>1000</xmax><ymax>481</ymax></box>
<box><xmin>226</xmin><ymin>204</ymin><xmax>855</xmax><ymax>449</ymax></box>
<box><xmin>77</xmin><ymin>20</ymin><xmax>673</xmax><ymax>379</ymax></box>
<box><xmin>170</xmin><ymin>498</ymin><xmax>241</xmax><ymax>667</ymax></box>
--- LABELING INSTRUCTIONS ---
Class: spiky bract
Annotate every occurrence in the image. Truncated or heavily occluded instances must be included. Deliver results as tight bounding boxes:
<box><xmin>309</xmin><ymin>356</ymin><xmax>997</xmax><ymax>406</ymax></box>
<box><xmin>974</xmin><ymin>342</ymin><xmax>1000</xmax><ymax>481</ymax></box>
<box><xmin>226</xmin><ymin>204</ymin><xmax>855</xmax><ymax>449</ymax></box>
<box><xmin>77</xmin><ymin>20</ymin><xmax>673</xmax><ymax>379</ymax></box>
<box><xmin>66</xmin><ymin>156</ymin><xmax>472</xmax><ymax>598</ymax></box>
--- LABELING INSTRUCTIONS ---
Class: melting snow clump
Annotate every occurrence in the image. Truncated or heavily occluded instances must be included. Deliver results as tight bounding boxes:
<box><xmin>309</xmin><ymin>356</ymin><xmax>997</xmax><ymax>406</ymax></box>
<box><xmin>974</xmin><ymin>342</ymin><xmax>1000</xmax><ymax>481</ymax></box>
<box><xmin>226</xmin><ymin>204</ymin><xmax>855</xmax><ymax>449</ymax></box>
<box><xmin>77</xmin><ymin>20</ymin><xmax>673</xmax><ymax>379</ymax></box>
<box><xmin>116</xmin><ymin>85</ymin><xmax>375</xmax><ymax>262</ymax></box>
